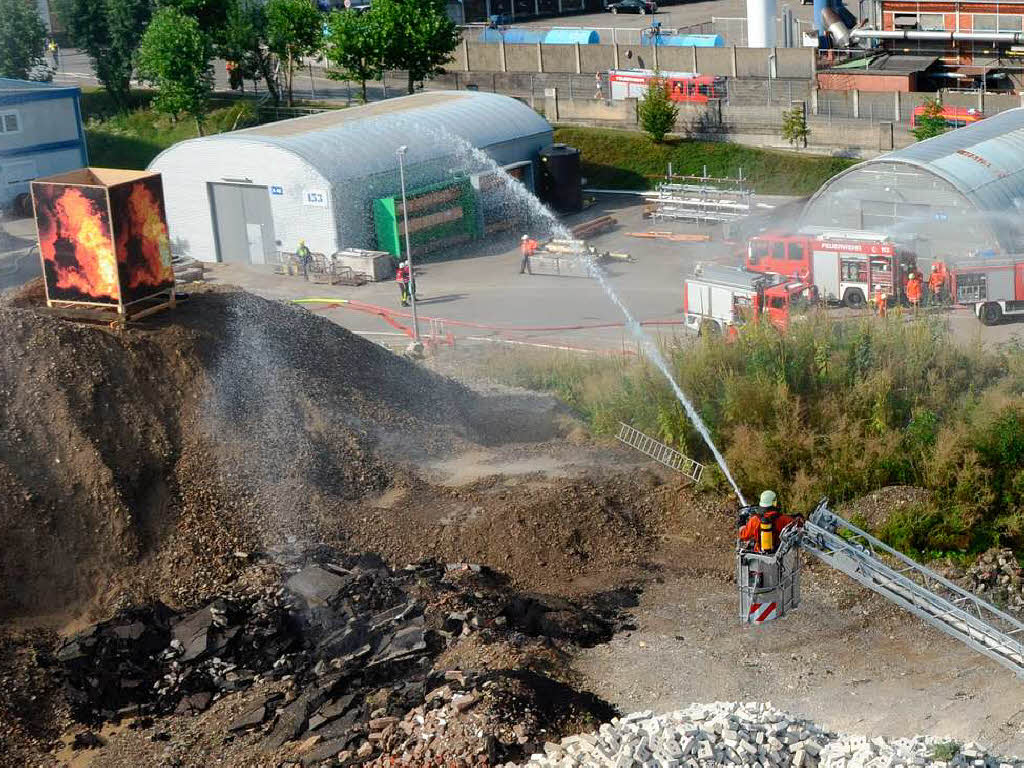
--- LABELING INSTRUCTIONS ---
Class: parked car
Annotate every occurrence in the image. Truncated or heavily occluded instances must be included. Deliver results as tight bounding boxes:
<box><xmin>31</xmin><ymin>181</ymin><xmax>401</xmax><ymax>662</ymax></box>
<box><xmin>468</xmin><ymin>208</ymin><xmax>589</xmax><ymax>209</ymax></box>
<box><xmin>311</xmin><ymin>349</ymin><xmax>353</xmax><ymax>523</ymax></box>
<box><xmin>607</xmin><ymin>0</ymin><xmax>657</xmax><ymax>14</ymax></box>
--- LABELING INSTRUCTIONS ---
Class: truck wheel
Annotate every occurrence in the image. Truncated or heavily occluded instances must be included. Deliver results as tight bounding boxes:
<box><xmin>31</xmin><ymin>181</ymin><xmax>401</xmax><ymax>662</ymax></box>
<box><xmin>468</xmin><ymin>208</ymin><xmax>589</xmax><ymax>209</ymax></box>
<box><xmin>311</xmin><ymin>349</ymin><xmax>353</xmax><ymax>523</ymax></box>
<box><xmin>698</xmin><ymin>319</ymin><xmax>721</xmax><ymax>337</ymax></box>
<box><xmin>843</xmin><ymin>288</ymin><xmax>866</xmax><ymax>309</ymax></box>
<box><xmin>980</xmin><ymin>302</ymin><xmax>1002</xmax><ymax>326</ymax></box>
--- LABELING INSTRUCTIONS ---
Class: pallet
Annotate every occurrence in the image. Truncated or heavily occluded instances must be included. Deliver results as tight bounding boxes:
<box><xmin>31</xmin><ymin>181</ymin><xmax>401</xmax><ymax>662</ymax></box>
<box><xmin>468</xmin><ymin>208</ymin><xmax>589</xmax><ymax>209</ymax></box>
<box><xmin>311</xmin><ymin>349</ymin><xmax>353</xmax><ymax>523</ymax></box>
<box><xmin>44</xmin><ymin>288</ymin><xmax>177</xmax><ymax>328</ymax></box>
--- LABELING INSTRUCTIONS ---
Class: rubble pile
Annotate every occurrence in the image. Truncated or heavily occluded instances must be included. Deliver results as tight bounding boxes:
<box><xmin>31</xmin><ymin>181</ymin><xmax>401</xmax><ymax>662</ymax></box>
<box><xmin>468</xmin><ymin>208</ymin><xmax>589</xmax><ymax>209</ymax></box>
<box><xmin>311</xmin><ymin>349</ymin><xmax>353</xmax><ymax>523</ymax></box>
<box><xmin>966</xmin><ymin>549</ymin><xmax>1024</xmax><ymax>613</ymax></box>
<box><xmin>55</xmin><ymin>550</ymin><xmax>621</xmax><ymax>765</ymax></box>
<box><xmin>519</xmin><ymin>702</ymin><xmax>1024</xmax><ymax>768</ymax></box>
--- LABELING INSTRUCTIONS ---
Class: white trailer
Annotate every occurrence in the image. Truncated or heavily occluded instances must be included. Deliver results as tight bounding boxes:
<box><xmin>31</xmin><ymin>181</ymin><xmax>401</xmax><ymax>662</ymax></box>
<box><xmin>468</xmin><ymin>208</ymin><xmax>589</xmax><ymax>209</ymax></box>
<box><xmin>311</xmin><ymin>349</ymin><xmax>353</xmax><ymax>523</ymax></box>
<box><xmin>950</xmin><ymin>258</ymin><xmax>1024</xmax><ymax>325</ymax></box>
<box><xmin>683</xmin><ymin>264</ymin><xmax>762</xmax><ymax>332</ymax></box>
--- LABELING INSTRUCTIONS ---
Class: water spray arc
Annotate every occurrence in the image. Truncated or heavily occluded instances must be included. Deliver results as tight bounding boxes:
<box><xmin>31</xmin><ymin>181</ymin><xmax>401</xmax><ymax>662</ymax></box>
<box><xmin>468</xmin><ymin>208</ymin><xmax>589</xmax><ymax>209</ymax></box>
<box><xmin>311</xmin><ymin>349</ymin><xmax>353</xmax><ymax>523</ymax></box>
<box><xmin>427</xmin><ymin>130</ymin><xmax>748</xmax><ymax>506</ymax></box>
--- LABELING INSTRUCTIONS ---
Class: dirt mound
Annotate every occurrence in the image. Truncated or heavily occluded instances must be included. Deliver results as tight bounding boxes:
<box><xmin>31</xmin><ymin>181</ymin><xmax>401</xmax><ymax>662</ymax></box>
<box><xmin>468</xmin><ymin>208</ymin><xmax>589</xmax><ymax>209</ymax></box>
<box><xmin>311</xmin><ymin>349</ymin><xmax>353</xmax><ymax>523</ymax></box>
<box><xmin>837</xmin><ymin>486</ymin><xmax>932</xmax><ymax>530</ymax></box>
<box><xmin>0</xmin><ymin>284</ymin><xmax>483</xmax><ymax>618</ymax></box>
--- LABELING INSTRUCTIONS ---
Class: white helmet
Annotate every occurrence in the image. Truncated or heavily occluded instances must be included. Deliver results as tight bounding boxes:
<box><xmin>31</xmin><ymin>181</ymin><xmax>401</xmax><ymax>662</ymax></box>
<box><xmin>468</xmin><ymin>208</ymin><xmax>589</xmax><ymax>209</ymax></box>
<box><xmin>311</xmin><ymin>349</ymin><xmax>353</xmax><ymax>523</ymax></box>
<box><xmin>400</xmin><ymin>260</ymin><xmax>408</xmax><ymax>267</ymax></box>
<box><xmin>521</xmin><ymin>234</ymin><xmax>529</xmax><ymax>241</ymax></box>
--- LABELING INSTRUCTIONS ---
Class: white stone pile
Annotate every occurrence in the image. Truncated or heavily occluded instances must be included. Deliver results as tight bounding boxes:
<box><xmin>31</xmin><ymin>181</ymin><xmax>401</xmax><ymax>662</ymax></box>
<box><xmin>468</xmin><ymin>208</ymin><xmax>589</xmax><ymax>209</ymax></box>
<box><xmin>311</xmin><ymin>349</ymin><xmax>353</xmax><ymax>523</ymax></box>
<box><xmin>521</xmin><ymin>702</ymin><xmax>1024</xmax><ymax>768</ymax></box>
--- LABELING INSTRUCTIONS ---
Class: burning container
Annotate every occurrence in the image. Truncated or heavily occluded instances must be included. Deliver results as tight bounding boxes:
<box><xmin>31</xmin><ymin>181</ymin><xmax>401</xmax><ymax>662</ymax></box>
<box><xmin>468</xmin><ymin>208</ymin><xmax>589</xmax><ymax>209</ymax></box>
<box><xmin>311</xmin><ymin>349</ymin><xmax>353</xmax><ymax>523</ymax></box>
<box><xmin>32</xmin><ymin>168</ymin><xmax>175</xmax><ymax>319</ymax></box>
<box><xmin>539</xmin><ymin>144</ymin><xmax>582</xmax><ymax>214</ymax></box>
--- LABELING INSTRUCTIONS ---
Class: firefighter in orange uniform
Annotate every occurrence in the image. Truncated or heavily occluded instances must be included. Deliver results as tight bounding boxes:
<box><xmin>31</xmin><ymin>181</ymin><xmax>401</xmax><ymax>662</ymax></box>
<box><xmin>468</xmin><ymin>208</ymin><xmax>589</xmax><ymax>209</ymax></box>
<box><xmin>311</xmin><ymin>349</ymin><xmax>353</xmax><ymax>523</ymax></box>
<box><xmin>906</xmin><ymin>271</ymin><xmax>923</xmax><ymax>309</ymax></box>
<box><xmin>737</xmin><ymin>491</ymin><xmax>800</xmax><ymax>555</ymax></box>
<box><xmin>873</xmin><ymin>286</ymin><xmax>887</xmax><ymax>318</ymax></box>
<box><xmin>519</xmin><ymin>234</ymin><xmax>538</xmax><ymax>274</ymax></box>
<box><xmin>928</xmin><ymin>263</ymin><xmax>946</xmax><ymax>305</ymax></box>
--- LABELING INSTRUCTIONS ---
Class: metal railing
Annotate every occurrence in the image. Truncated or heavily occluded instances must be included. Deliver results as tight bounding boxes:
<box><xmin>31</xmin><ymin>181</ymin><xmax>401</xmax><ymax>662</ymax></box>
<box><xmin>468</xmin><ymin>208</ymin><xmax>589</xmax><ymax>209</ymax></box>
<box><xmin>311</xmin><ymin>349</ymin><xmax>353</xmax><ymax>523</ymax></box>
<box><xmin>803</xmin><ymin>500</ymin><xmax>1024</xmax><ymax>676</ymax></box>
<box><xmin>616</xmin><ymin>422</ymin><xmax>704</xmax><ymax>483</ymax></box>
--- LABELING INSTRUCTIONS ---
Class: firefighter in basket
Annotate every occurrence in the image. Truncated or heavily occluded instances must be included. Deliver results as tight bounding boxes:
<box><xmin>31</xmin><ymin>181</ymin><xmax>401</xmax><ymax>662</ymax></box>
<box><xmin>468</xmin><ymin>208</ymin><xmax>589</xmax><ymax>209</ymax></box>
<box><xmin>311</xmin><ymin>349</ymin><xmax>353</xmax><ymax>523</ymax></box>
<box><xmin>736</xmin><ymin>490</ymin><xmax>804</xmax><ymax>556</ymax></box>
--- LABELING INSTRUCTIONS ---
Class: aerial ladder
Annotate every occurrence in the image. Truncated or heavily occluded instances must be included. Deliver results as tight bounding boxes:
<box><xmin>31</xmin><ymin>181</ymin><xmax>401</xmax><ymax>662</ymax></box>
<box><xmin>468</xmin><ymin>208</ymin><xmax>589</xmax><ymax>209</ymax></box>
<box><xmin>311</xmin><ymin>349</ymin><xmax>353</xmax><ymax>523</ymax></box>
<box><xmin>738</xmin><ymin>499</ymin><xmax>1024</xmax><ymax>677</ymax></box>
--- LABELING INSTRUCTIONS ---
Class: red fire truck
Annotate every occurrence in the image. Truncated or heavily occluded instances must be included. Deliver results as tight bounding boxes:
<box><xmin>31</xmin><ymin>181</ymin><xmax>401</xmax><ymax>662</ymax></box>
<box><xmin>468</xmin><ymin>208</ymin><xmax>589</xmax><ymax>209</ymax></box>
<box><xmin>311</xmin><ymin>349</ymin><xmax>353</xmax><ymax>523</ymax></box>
<box><xmin>684</xmin><ymin>263</ymin><xmax>812</xmax><ymax>333</ymax></box>
<box><xmin>745</xmin><ymin>229</ymin><xmax>918</xmax><ymax>307</ymax></box>
<box><xmin>609</xmin><ymin>69</ymin><xmax>727</xmax><ymax>103</ymax></box>
<box><xmin>948</xmin><ymin>258</ymin><xmax>1024</xmax><ymax>325</ymax></box>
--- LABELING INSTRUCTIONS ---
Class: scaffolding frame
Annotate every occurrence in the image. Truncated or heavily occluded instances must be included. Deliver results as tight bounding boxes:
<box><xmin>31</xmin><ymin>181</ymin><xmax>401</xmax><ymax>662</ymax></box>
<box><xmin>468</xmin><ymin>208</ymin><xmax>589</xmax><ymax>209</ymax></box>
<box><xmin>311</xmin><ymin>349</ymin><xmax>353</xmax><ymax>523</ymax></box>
<box><xmin>646</xmin><ymin>165</ymin><xmax>755</xmax><ymax>226</ymax></box>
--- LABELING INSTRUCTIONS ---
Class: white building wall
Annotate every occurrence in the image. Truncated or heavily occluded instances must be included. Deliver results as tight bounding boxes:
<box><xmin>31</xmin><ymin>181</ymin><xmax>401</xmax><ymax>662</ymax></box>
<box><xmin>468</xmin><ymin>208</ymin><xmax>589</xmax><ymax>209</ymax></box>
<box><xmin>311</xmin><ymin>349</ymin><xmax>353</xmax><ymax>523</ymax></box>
<box><xmin>151</xmin><ymin>140</ymin><xmax>337</xmax><ymax>261</ymax></box>
<box><xmin>0</xmin><ymin>95</ymin><xmax>84</xmax><ymax>207</ymax></box>
<box><xmin>0</xmin><ymin>97</ymin><xmax>79</xmax><ymax>152</ymax></box>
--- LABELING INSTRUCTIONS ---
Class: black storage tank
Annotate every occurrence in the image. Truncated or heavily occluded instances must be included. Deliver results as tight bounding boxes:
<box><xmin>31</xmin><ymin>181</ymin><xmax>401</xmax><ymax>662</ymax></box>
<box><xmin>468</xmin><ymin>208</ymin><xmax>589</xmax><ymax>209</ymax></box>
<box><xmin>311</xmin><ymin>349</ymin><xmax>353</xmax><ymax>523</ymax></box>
<box><xmin>539</xmin><ymin>144</ymin><xmax>582</xmax><ymax>214</ymax></box>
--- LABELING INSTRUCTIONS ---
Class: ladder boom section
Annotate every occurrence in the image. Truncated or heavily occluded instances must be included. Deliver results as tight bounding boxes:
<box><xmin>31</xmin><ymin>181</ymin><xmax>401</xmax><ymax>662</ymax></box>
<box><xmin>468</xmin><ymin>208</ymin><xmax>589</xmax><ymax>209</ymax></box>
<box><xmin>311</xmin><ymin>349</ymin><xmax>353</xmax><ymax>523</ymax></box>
<box><xmin>803</xmin><ymin>501</ymin><xmax>1024</xmax><ymax>677</ymax></box>
<box><xmin>616</xmin><ymin>422</ymin><xmax>704</xmax><ymax>483</ymax></box>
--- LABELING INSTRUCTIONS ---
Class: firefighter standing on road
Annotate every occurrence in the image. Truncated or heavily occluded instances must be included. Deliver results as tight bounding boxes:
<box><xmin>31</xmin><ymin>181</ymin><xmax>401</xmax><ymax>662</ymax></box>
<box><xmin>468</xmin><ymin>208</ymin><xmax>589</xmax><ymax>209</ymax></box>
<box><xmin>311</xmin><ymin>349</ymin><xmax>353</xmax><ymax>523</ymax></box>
<box><xmin>928</xmin><ymin>263</ymin><xmax>947</xmax><ymax>305</ymax></box>
<box><xmin>396</xmin><ymin>260</ymin><xmax>412</xmax><ymax>307</ymax></box>
<box><xmin>295</xmin><ymin>239</ymin><xmax>312</xmax><ymax>281</ymax></box>
<box><xmin>737</xmin><ymin>491</ymin><xmax>801</xmax><ymax>555</ymax></box>
<box><xmin>873</xmin><ymin>286</ymin><xmax>887</xmax><ymax>318</ymax></box>
<box><xmin>906</xmin><ymin>271</ymin><xmax>923</xmax><ymax>310</ymax></box>
<box><xmin>519</xmin><ymin>234</ymin><xmax>538</xmax><ymax>275</ymax></box>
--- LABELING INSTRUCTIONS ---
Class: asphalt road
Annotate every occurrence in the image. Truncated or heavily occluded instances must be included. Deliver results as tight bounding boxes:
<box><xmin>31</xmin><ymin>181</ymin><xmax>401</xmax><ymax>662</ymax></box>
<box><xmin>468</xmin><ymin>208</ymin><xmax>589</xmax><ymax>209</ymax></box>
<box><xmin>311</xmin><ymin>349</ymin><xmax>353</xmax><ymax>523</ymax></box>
<box><xmin>192</xmin><ymin>196</ymin><xmax>1024</xmax><ymax>353</ymax></box>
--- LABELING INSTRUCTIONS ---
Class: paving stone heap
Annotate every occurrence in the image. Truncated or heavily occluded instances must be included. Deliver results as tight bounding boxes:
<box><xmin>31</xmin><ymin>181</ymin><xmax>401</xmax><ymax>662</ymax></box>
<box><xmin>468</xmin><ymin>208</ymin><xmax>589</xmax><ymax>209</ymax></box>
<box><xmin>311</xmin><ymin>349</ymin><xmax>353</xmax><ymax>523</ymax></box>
<box><xmin>519</xmin><ymin>702</ymin><xmax>1024</xmax><ymax>768</ymax></box>
<box><xmin>966</xmin><ymin>549</ymin><xmax>1024</xmax><ymax>613</ymax></box>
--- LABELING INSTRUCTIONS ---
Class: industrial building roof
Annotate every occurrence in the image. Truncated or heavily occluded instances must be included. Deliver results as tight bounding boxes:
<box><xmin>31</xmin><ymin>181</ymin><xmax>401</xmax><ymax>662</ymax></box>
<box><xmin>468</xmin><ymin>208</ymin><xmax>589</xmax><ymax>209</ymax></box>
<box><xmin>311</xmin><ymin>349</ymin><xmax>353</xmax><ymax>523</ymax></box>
<box><xmin>0</xmin><ymin>78</ymin><xmax>80</xmax><ymax>105</ymax></box>
<box><xmin>806</xmin><ymin>107</ymin><xmax>1024</xmax><ymax>250</ymax></box>
<box><xmin>158</xmin><ymin>91</ymin><xmax>552</xmax><ymax>181</ymax></box>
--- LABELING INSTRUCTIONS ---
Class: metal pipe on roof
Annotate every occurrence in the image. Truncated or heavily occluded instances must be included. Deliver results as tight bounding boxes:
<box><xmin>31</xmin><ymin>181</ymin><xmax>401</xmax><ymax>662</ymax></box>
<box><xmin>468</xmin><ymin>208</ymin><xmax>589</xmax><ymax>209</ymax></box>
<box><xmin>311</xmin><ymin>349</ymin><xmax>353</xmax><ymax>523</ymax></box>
<box><xmin>850</xmin><ymin>28</ymin><xmax>1024</xmax><ymax>42</ymax></box>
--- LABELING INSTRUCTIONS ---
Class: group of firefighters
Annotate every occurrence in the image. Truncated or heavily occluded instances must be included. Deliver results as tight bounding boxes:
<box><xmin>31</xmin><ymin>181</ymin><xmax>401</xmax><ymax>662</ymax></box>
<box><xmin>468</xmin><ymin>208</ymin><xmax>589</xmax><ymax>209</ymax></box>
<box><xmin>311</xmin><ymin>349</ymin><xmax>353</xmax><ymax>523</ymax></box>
<box><xmin>871</xmin><ymin>262</ymin><xmax>949</xmax><ymax>317</ymax></box>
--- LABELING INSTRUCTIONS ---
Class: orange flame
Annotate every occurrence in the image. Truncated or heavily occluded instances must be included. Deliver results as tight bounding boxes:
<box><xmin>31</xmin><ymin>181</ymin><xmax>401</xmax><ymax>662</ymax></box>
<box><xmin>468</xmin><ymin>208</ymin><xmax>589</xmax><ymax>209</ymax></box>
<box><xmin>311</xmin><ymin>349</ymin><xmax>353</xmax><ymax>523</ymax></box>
<box><xmin>38</xmin><ymin>186</ymin><xmax>120</xmax><ymax>301</ymax></box>
<box><xmin>116</xmin><ymin>180</ymin><xmax>173</xmax><ymax>290</ymax></box>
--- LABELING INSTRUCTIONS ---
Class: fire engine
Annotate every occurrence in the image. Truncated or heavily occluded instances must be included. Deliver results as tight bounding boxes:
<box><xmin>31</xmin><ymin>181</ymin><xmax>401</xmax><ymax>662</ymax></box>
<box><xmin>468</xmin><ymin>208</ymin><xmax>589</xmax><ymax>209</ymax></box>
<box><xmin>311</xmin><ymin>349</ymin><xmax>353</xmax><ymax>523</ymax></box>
<box><xmin>684</xmin><ymin>263</ymin><xmax>811</xmax><ymax>333</ymax></box>
<box><xmin>948</xmin><ymin>257</ymin><xmax>1024</xmax><ymax>325</ymax></box>
<box><xmin>745</xmin><ymin>229</ymin><xmax>918</xmax><ymax>307</ymax></box>
<box><xmin>608</xmin><ymin>69</ymin><xmax>727</xmax><ymax>103</ymax></box>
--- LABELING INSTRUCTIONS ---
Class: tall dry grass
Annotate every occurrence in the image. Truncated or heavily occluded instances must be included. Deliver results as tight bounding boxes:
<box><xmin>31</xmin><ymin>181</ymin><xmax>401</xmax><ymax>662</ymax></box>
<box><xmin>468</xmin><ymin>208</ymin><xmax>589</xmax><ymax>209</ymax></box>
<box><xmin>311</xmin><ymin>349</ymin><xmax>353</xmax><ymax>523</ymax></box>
<box><xmin>477</xmin><ymin>313</ymin><xmax>1023</xmax><ymax>557</ymax></box>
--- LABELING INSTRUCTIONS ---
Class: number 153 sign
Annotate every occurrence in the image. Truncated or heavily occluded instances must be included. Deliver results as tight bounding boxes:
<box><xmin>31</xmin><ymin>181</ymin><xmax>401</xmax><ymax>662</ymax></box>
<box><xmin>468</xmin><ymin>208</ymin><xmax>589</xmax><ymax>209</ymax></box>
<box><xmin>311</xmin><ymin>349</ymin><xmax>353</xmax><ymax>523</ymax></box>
<box><xmin>304</xmin><ymin>189</ymin><xmax>329</xmax><ymax>208</ymax></box>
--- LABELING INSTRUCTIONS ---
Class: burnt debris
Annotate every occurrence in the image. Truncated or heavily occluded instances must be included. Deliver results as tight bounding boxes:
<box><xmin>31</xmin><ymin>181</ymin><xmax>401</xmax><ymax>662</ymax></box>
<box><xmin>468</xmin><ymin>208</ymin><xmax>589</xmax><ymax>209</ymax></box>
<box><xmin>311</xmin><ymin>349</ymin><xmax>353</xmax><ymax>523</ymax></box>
<box><xmin>54</xmin><ymin>550</ymin><xmax>625</xmax><ymax>762</ymax></box>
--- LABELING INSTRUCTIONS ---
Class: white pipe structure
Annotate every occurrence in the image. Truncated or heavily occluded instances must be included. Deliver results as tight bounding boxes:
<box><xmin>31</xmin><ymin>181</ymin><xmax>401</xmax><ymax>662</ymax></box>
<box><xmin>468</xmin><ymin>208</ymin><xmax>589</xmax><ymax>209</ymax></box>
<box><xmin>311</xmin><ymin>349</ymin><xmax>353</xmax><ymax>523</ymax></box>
<box><xmin>746</xmin><ymin>0</ymin><xmax>778</xmax><ymax>47</ymax></box>
<box><xmin>851</xmin><ymin>27</ymin><xmax>1024</xmax><ymax>42</ymax></box>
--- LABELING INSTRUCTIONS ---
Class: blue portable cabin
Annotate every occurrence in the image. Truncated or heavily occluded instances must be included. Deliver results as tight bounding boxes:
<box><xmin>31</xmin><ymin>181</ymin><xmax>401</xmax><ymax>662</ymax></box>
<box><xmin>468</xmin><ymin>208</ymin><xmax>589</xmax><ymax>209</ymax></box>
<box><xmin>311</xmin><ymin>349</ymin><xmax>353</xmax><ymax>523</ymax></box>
<box><xmin>0</xmin><ymin>79</ymin><xmax>87</xmax><ymax>210</ymax></box>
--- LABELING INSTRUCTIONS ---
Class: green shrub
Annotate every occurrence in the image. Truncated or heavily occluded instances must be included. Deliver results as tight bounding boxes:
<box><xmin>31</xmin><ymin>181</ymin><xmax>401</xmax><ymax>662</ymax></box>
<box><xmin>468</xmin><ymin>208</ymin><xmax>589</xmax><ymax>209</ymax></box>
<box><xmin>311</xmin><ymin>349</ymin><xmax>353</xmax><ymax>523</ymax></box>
<box><xmin>469</xmin><ymin>314</ymin><xmax>1023</xmax><ymax>559</ymax></box>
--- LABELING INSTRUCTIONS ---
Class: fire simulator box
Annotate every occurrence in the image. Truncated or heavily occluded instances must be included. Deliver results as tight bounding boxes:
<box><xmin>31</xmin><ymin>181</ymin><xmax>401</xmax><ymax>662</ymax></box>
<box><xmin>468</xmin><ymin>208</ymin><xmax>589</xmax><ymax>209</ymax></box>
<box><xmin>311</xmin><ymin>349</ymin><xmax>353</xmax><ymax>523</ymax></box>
<box><xmin>31</xmin><ymin>168</ymin><xmax>175</xmax><ymax>309</ymax></box>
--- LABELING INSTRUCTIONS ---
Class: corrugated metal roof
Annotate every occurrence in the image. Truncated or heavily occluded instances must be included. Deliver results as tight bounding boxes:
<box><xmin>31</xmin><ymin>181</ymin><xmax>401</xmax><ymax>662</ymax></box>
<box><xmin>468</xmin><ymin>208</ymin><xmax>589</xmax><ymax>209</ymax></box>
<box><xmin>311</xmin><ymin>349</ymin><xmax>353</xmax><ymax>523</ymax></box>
<box><xmin>806</xmin><ymin>107</ymin><xmax>1024</xmax><ymax>250</ymax></box>
<box><xmin>0</xmin><ymin>77</ymin><xmax>79</xmax><ymax>95</ymax></box>
<box><xmin>181</xmin><ymin>91</ymin><xmax>552</xmax><ymax>181</ymax></box>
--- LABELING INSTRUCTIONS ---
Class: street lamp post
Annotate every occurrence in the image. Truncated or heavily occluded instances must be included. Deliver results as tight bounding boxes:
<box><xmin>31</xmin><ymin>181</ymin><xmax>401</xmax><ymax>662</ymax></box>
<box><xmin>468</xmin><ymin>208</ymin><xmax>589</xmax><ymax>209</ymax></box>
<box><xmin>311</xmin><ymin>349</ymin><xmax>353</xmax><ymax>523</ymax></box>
<box><xmin>396</xmin><ymin>145</ymin><xmax>421</xmax><ymax>344</ymax></box>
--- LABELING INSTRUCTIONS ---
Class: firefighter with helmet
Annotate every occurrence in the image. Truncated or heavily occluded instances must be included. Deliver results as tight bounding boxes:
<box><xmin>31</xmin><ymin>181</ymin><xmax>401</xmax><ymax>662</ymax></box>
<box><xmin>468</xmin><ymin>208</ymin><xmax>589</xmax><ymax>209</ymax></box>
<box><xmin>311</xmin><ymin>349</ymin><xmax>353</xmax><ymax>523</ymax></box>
<box><xmin>737</xmin><ymin>490</ymin><xmax>801</xmax><ymax>555</ymax></box>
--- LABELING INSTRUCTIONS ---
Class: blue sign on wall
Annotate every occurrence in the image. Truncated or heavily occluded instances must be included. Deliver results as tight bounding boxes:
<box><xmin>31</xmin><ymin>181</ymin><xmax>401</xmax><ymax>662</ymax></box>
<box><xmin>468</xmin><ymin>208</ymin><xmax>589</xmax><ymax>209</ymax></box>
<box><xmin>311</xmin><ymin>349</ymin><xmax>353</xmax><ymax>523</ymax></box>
<box><xmin>271</xmin><ymin>185</ymin><xmax>283</xmax><ymax>196</ymax></box>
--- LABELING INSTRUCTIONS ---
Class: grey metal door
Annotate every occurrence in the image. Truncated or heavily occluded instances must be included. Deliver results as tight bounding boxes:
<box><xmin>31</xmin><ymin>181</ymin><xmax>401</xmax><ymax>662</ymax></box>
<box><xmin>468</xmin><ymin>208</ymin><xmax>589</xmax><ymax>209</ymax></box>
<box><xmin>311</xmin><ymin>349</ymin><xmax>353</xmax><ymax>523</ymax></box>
<box><xmin>209</xmin><ymin>183</ymin><xmax>277</xmax><ymax>264</ymax></box>
<box><xmin>812</xmin><ymin>250</ymin><xmax>840</xmax><ymax>300</ymax></box>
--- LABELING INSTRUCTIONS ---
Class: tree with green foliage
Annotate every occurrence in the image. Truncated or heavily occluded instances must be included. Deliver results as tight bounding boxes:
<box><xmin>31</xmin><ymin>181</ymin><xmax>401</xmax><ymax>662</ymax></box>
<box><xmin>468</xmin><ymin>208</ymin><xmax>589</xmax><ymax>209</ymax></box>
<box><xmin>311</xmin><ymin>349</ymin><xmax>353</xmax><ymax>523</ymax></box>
<box><xmin>55</xmin><ymin>0</ymin><xmax>152</xmax><ymax>111</ymax></box>
<box><xmin>265</xmin><ymin>0</ymin><xmax>322</xmax><ymax>106</ymax></box>
<box><xmin>0</xmin><ymin>0</ymin><xmax>48</xmax><ymax>80</ymax></box>
<box><xmin>912</xmin><ymin>97</ymin><xmax>948</xmax><ymax>141</ymax></box>
<box><xmin>636</xmin><ymin>74</ymin><xmax>679</xmax><ymax>143</ymax></box>
<box><xmin>781</xmin><ymin>104</ymin><xmax>809</xmax><ymax>148</ymax></box>
<box><xmin>136</xmin><ymin>7</ymin><xmax>214</xmax><ymax>135</ymax></box>
<box><xmin>158</xmin><ymin>0</ymin><xmax>231</xmax><ymax>44</ymax></box>
<box><xmin>374</xmin><ymin>0</ymin><xmax>460</xmax><ymax>95</ymax></box>
<box><xmin>324</xmin><ymin>8</ymin><xmax>382</xmax><ymax>103</ymax></box>
<box><xmin>222</xmin><ymin>0</ymin><xmax>280</xmax><ymax>102</ymax></box>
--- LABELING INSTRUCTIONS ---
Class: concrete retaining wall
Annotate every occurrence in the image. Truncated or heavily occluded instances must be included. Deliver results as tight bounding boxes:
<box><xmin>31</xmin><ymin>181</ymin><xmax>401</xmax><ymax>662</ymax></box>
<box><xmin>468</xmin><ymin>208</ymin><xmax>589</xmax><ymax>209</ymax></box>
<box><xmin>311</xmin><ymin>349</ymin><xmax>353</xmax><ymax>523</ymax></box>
<box><xmin>451</xmin><ymin>41</ymin><xmax>814</xmax><ymax>78</ymax></box>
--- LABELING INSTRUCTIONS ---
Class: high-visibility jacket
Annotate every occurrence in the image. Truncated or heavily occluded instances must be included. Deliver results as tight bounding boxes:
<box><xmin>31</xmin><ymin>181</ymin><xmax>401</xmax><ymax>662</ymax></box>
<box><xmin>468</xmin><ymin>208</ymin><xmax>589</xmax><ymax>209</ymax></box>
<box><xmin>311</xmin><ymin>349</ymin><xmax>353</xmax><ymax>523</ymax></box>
<box><xmin>521</xmin><ymin>239</ymin><xmax>538</xmax><ymax>257</ymax></box>
<box><xmin>906</xmin><ymin>277</ymin><xmax>923</xmax><ymax>303</ymax></box>
<box><xmin>928</xmin><ymin>271</ymin><xmax>945</xmax><ymax>294</ymax></box>
<box><xmin>395</xmin><ymin>265</ymin><xmax>410</xmax><ymax>284</ymax></box>
<box><xmin>738</xmin><ymin>511</ymin><xmax>796</xmax><ymax>552</ymax></box>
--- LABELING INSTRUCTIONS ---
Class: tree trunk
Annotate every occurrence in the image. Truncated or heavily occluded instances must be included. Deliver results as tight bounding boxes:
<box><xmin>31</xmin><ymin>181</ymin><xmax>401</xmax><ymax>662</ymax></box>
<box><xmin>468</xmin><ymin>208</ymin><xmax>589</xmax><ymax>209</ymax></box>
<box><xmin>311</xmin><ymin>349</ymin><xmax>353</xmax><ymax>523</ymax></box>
<box><xmin>287</xmin><ymin>52</ymin><xmax>294</xmax><ymax>107</ymax></box>
<box><xmin>258</xmin><ymin>55</ymin><xmax>280</xmax><ymax>104</ymax></box>
<box><xmin>407</xmin><ymin>70</ymin><xmax>414</xmax><ymax>95</ymax></box>
<box><xmin>195</xmin><ymin>115</ymin><xmax>204</xmax><ymax>137</ymax></box>
<box><xmin>360</xmin><ymin>78</ymin><xmax>367</xmax><ymax>103</ymax></box>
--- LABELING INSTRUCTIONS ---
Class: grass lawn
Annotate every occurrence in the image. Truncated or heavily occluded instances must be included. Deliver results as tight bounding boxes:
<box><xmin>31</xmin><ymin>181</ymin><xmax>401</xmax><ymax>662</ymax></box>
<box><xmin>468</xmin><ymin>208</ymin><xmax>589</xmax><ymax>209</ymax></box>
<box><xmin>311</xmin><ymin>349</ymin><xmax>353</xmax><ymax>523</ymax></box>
<box><xmin>553</xmin><ymin>126</ymin><xmax>857</xmax><ymax>196</ymax></box>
